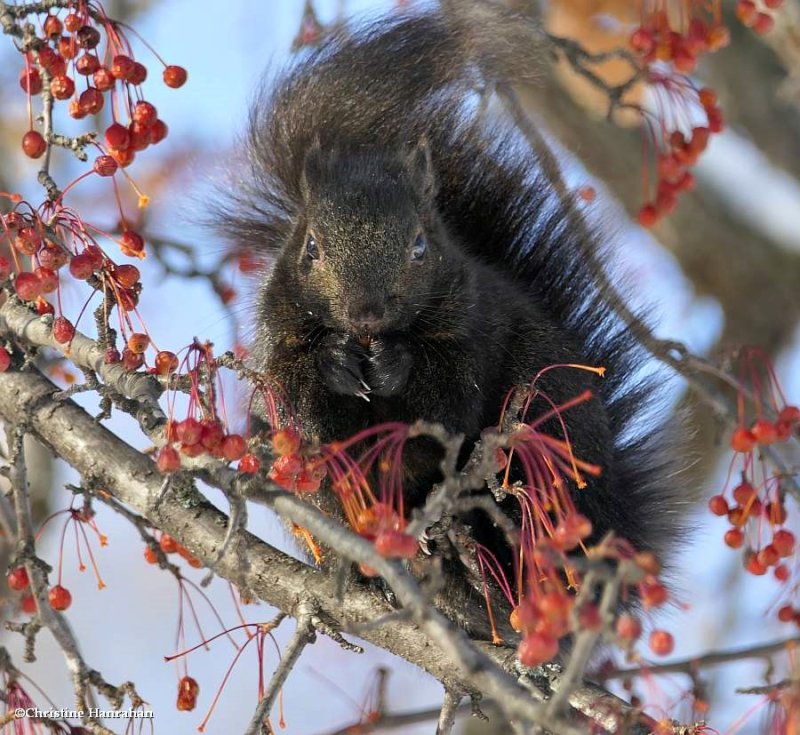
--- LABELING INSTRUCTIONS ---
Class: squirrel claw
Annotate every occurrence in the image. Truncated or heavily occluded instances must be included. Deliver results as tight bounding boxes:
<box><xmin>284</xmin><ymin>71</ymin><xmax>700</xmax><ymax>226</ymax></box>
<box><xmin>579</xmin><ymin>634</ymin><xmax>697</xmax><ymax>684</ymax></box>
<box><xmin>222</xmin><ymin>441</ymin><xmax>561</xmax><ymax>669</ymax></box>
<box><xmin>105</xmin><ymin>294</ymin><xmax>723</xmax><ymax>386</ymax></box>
<box><xmin>317</xmin><ymin>333</ymin><xmax>370</xmax><ymax>397</ymax></box>
<box><xmin>355</xmin><ymin>378</ymin><xmax>372</xmax><ymax>401</ymax></box>
<box><xmin>365</xmin><ymin>339</ymin><xmax>413</xmax><ymax>397</ymax></box>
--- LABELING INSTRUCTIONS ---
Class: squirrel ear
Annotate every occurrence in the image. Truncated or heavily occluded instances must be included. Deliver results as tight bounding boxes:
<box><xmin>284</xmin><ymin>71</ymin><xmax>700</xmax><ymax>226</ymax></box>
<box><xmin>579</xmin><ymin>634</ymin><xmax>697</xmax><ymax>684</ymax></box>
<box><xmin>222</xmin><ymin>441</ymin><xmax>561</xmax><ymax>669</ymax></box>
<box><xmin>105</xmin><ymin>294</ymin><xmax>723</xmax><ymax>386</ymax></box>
<box><xmin>405</xmin><ymin>139</ymin><xmax>438</xmax><ymax>201</ymax></box>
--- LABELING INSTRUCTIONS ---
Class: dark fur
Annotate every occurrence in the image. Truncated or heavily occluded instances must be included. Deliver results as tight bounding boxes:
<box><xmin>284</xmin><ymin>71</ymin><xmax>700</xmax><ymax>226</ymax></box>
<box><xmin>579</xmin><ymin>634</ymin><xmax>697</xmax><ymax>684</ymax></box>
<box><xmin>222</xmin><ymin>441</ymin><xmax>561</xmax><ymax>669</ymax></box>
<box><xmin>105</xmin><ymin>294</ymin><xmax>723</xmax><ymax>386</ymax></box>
<box><xmin>220</xmin><ymin>10</ymin><xmax>686</xmax><ymax>634</ymax></box>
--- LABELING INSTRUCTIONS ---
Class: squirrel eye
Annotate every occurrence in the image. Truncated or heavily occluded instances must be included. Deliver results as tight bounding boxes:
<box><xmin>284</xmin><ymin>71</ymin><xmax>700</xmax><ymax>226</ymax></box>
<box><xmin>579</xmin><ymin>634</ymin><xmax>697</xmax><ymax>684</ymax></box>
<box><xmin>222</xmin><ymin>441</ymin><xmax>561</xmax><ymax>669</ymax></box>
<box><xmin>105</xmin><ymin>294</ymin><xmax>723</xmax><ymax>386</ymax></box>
<box><xmin>410</xmin><ymin>234</ymin><xmax>427</xmax><ymax>262</ymax></box>
<box><xmin>306</xmin><ymin>233</ymin><xmax>319</xmax><ymax>260</ymax></box>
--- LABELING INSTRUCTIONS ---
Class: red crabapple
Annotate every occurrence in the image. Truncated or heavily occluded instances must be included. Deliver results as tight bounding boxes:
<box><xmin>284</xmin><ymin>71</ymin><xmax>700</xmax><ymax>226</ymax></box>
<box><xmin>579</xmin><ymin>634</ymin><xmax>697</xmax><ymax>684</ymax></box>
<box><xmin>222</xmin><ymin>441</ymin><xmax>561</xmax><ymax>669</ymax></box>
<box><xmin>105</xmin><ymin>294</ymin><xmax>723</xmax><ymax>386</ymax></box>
<box><xmin>22</xmin><ymin>130</ymin><xmax>46</xmax><ymax>158</ymax></box>
<box><xmin>239</xmin><ymin>454</ymin><xmax>261</xmax><ymax>474</ymax></box>
<box><xmin>518</xmin><ymin>632</ymin><xmax>559</xmax><ymax>667</ymax></box>
<box><xmin>14</xmin><ymin>272</ymin><xmax>41</xmax><ymax>301</ymax></box>
<box><xmin>94</xmin><ymin>155</ymin><xmax>118</xmax><ymax>177</ymax></box>
<box><xmin>163</xmin><ymin>65</ymin><xmax>188</xmax><ymax>88</ymax></box>
<box><xmin>53</xmin><ymin>317</ymin><xmax>76</xmax><ymax>344</ymax></box>
<box><xmin>7</xmin><ymin>567</ymin><xmax>30</xmax><ymax>591</ymax></box>
<box><xmin>649</xmin><ymin>629</ymin><xmax>674</xmax><ymax>656</ymax></box>
<box><xmin>48</xmin><ymin>584</ymin><xmax>72</xmax><ymax>611</ymax></box>
<box><xmin>157</xmin><ymin>446</ymin><xmax>181</xmax><ymax>473</ymax></box>
<box><xmin>221</xmin><ymin>434</ymin><xmax>247</xmax><ymax>461</ymax></box>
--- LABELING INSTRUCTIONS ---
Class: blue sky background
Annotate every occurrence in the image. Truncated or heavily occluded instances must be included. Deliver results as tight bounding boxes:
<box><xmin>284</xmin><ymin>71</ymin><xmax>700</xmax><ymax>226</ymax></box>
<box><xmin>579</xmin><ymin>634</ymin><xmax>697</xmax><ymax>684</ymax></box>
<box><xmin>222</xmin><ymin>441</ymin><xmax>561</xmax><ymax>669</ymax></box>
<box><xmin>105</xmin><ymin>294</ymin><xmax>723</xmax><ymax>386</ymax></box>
<box><xmin>3</xmin><ymin>1</ymin><xmax>800</xmax><ymax>733</ymax></box>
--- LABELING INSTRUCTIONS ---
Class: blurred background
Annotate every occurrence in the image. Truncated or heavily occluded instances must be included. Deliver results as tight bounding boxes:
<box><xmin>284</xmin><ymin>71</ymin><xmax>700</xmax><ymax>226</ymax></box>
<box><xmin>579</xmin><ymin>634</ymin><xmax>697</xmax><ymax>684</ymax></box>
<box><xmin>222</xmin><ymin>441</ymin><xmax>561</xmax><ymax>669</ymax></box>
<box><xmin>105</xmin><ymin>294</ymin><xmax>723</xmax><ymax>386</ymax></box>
<box><xmin>1</xmin><ymin>1</ymin><xmax>799</xmax><ymax>733</ymax></box>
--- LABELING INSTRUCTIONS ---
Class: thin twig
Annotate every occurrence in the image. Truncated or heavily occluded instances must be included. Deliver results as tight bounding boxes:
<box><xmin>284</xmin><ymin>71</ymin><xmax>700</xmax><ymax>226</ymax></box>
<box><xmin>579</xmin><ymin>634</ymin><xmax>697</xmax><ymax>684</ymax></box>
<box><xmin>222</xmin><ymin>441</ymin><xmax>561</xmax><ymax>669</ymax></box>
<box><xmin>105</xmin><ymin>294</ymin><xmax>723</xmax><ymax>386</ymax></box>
<box><xmin>605</xmin><ymin>635</ymin><xmax>800</xmax><ymax>680</ymax></box>
<box><xmin>4</xmin><ymin>424</ymin><xmax>131</xmax><ymax>735</ymax></box>
<box><xmin>436</xmin><ymin>688</ymin><xmax>463</xmax><ymax>735</ymax></box>
<box><xmin>242</xmin><ymin>603</ymin><xmax>316</xmax><ymax>735</ymax></box>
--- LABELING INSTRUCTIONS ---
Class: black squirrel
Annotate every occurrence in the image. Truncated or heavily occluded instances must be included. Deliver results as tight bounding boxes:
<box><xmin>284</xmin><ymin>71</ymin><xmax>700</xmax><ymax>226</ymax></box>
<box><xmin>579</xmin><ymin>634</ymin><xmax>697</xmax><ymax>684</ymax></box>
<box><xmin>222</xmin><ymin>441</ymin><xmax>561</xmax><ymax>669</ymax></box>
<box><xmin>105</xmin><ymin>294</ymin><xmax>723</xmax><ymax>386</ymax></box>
<box><xmin>221</xmin><ymin>6</ymin><xmax>684</xmax><ymax>635</ymax></box>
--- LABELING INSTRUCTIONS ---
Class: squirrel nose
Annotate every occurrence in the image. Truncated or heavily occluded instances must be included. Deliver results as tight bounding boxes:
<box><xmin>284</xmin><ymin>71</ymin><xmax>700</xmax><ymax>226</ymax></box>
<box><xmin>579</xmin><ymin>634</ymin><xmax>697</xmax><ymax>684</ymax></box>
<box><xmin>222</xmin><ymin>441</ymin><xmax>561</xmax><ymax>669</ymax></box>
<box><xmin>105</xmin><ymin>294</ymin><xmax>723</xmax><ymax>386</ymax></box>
<box><xmin>348</xmin><ymin>303</ymin><xmax>385</xmax><ymax>333</ymax></box>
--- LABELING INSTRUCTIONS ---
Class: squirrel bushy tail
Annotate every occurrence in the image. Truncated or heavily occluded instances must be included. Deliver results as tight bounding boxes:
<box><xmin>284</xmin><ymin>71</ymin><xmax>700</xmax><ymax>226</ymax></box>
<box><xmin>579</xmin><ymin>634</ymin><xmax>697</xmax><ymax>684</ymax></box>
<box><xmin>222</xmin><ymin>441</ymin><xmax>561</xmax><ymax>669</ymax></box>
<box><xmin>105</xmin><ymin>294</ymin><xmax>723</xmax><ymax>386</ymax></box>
<box><xmin>222</xmin><ymin>7</ymin><xmax>687</xmax><ymax>577</ymax></box>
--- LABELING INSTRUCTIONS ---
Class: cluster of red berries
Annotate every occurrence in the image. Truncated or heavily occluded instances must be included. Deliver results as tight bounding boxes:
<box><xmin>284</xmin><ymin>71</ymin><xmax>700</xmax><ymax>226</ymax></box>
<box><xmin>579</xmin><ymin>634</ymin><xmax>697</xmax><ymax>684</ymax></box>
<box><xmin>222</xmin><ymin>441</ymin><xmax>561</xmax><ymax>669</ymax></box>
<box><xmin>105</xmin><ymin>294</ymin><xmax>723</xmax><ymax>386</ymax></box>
<box><xmin>615</xmin><ymin>613</ymin><xmax>675</xmax><ymax>657</ymax></box>
<box><xmin>455</xmin><ymin>372</ymin><xmax>608</xmax><ymax>643</ymax></box>
<box><xmin>633</xmin><ymin>553</ymin><xmax>675</xmax><ymax>655</ymax></box>
<box><xmin>735</xmin><ymin>0</ymin><xmax>783</xmax><ymax>34</ymax></box>
<box><xmin>0</xmin><ymin>205</ymin><xmax>159</xmax><ymax>354</ymax></box>
<box><xmin>629</xmin><ymin>9</ymin><xmax>731</xmax><ymax>74</ymax></box>
<box><xmin>102</xmin><ymin>330</ymin><xmax>179</xmax><ymax>375</ymax></box>
<box><xmin>707</xmin><ymin>353</ymin><xmax>799</xmax><ymax>620</ymax></box>
<box><xmin>314</xmin><ymin>422</ymin><xmax>426</xmax><ymax>565</ymax></box>
<box><xmin>2</xmin><ymin>3</ymin><xmax>187</xmax><ymax>373</ymax></box>
<box><xmin>624</xmin><ymin>1</ymin><xmax>786</xmax><ymax>228</ymax></box>
<box><xmin>2</xmin><ymin>210</ymin><xmax>130</xmax><ymax>303</ymax></box>
<box><xmin>156</xmin><ymin>341</ymin><xmax>251</xmax><ymax>472</ymax></box>
<box><xmin>637</xmin><ymin>88</ymin><xmax>721</xmax><ymax>228</ymax></box>
<box><xmin>10</xmin><ymin>502</ymin><xmax>108</xmax><ymax>617</ymax></box>
<box><xmin>727</xmin><ymin>350</ymin><xmax>800</xmax><ymax>453</ymax></box>
<box><xmin>265</xmin><ymin>424</ymin><xmax>419</xmax><ymax>564</ymax></box>
<box><xmin>143</xmin><ymin>533</ymin><xmax>202</xmax><ymax>569</ymax></box>
<box><xmin>266</xmin><ymin>427</ymin><xmax>326</xmax><ymax>493</ymax></box>
<box><xmin>509</xmin><ymin>546</ymin><xmax>674</xmax><ymax>666</ymax></box>
<box><xmin>353</xmin><ymin>502</ymin><xmax>418</xmax><ymax>563</ymax></box>
<box><xmin>1</xmin><ymin>211</ymin><xmax>70</xmax><ymax>304</ymax></box>
<box><xmin>548</xmin><ymin>511</ymin><xmax>594</xmax><ymax>553</ymax></box>
<box><xmin>18</xmin><ymin>4</ymin><xmax>186</xmax><ymax>169</ymax></box>
<box><xmin>730</xmin><ymin>406</ymin><xmax>800</xmax><ymax>452</ymax></box>
<box><xmin>264</xmin><ymin>421</ymin><xmax>420</xmax><ymax>565</ymax></box>
<box><xmin>512</xmin><ymin>588</ymin><xmax>576</xmax><ymax>666</ymax></box>
<box><xmin>101</xmin><ymin>99</ymin><xmax>171</xmax><ymax>171</ymax></box>
<box><xmin>710</xmin><ymin>487</ymin><xmax>795</xmax><ymax>571</ymax></box>
<box><xmin>176</xmin><ymin>675</ymin><xmax>199</xmax><ymax>712</ymax></box>
<box><xmin>7</xmin><ymin>566</ymin><xmax>73</xmax><ymax>613</ymax></box>
<box><xmin>157</xmin><ymin>418</ymin><xmax>249</xmax><ymax>471</ymax></box>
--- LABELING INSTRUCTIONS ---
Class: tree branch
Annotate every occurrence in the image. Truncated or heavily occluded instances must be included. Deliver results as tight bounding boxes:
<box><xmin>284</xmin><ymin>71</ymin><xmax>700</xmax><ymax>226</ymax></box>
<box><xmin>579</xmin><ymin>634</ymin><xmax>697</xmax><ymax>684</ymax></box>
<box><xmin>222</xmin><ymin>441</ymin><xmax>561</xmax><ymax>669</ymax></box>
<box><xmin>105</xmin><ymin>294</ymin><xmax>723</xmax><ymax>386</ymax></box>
<box><xmin>605</xmin><ymin>635</ymin><xmax>800</xmax><ymax>680</ymax></box>
<box><xmin>0</xmin><ymin>364</ymin><xmax>649</xmax><ymax>733</ymax></box>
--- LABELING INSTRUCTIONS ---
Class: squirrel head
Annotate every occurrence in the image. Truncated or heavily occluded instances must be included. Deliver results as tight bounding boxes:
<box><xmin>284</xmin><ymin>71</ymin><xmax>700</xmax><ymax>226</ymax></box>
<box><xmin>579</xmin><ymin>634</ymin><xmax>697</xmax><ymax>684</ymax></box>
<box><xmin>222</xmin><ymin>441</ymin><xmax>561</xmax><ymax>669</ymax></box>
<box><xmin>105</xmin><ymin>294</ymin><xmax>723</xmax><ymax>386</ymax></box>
<box><xmin>277</xmin><ymin>138</ymin><xmax>457</xmax><ymax>337</ymax></box>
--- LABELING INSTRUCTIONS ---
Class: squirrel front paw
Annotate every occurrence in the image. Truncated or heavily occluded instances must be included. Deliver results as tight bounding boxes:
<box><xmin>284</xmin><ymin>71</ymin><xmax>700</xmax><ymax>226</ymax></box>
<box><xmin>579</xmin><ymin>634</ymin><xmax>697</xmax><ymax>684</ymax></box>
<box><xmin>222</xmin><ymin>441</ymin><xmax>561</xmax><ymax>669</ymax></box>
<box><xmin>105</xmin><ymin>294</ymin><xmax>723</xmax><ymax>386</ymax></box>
<box><xmin>366</xmin><ymin>338</ymin><xmax>413</xmax><ymax>397</ymax></box>
<box><xmin>316</xmin><ymin>333</ymin><xmax>370</xmax><ymax>398</ymax></box>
